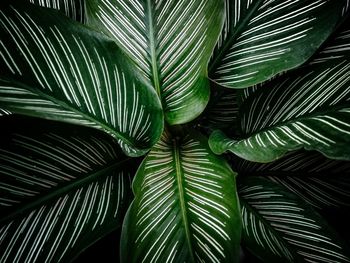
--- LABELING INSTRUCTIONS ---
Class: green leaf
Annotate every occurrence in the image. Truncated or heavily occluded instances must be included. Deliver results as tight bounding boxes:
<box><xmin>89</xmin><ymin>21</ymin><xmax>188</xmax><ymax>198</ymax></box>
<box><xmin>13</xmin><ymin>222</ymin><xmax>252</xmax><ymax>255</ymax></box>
<box><xmin>209</xmin><ymin>18</ymin><xmax>350</xmax><ymax>162</ymax></box>
<box><xmin>239</xmin><ymin>176</ymin><xmax>350</xmax><ymax>263</ymax></box>
<box><xmin>0</xmin><ymin>116</ymin><xmax>134</xmax><ymax>262</ymax></box>
<box><xmin>25</xmin><ymin>0</ymin><xmax>85</xmax><ymax>22</ymax></box>
<box><xmin>0</xmin><ymin>2</ymin><xmax>164</xmax><ymax>157</ymax></box>
<box><xmin>235</xmin><ymin>150</ymin><xmax>350</xmax><ymax>209</ymax></box>
<box><xmin>209</xmin><ymin>0</ymin><xmax>349</xmax><ymax>88</ymax></box>
<box><xmin>120</xmin><ymin>130</ymin><xmax>241</xmax><ymax>262</ymax></box>
<box><xmin>85</xmin><ymin>0</ymin><xmax>225</xmax><ymax>125</ymax></box>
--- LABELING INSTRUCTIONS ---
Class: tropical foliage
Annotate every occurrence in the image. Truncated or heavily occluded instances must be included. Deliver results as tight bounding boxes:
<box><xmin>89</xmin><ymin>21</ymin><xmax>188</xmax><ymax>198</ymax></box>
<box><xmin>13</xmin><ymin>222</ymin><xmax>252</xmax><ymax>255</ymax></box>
<box><xmin>0</xmin><ymin>0</ymin><xmax>350</xmax><ymax>262</ymax></box>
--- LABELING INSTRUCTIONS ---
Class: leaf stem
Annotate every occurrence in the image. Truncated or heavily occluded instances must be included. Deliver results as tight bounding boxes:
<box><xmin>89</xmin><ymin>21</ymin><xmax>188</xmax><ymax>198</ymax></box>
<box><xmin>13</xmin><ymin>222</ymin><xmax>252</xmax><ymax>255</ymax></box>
<box><xmin>0</xmin><ymin>159</ymin><xmax>132</xmax><ymax>225</ymax></box>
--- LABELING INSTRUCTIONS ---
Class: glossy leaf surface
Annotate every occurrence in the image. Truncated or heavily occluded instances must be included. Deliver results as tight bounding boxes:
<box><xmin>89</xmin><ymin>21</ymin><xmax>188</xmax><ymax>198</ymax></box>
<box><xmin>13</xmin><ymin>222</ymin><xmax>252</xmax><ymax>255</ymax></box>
<box><xmin>121</xmin><ymin>130</ymin><xmax>241</xmax><ymax>262</ymax></box>
<box><xmin>0</xmin><ymin>2</ymin><xmax>163</xmax><ymax>156</ymax></box>
<box><xmin>85</xmin><ymin>0</ymin><xmax>225</xmax><ymax>124</ymax></box>
<box><xmin>209</xmin><ymin>19</ymin><xmax>350</xmax><ymax>162</ymax></box>
<box><xmin>209</xmin><ymin>0</ymin><xmax>349</xmax><ymax>88</ymax></box>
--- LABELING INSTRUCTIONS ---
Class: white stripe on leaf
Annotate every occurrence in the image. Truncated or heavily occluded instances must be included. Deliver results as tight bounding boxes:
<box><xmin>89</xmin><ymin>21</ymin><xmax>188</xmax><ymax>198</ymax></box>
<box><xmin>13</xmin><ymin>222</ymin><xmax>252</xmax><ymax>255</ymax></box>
<box><xmin>0</xmin><ymin>3</ymin><xmax>163</xmax><ymax>156</ymax></box>
<box><xmin>121</xmin><ymin>130</ymin><xmax>241</xmax><ymax>263</ymax></box>
<box><xmin>239</xmin><ymin>177</ymin><xmax>350</xmax><ymax>262</ymax></box>
<box><xmin>87</xmin><ymin>0</ymin><xmax>224</xmax><ymax>124</ymax></box>
<box><xmin>0</xmin><ymin>120</ymin><xmax>133</xmax><ymax>262</ymax></box>
<box><xmin>210</xmin><ymin>0</ymin><xmax>348</xmax><ymax>88</ymax></box>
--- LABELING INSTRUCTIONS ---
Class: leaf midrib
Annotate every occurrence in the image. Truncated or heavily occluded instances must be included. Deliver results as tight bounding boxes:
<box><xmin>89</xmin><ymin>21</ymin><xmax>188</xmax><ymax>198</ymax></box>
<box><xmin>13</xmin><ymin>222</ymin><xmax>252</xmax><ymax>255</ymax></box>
<box><xmin>3</xmin><ymin>78</ymin><xmax>141</xmax><ymax>150</ymax></box>
<box><xmin>0</xmin><ymin>158</ymin><xmax>132</xmax><ymax>225</ymax></box>
<box><xmin>146</xmin><ymin>0</ymin><xmax>161</xmax><ymax>97</ymax></box>
<box><xmin>173</xmin><ymin>138</ymin><xmax>195</xmax><ymax>262</ymax></box>
<box><xmin>239</xmin><ymin>197</ymin><xmax>300</xmax><ymax>262</ymax></box>
<box><xmin>241</xmin><ymin>103</ymin><xmax>350</xmax><ymax>139</ymax></box>
<box><xmin>209</xmin><ymin>0</ymin><xmax>264</xmax><ymax>74</ymax></box>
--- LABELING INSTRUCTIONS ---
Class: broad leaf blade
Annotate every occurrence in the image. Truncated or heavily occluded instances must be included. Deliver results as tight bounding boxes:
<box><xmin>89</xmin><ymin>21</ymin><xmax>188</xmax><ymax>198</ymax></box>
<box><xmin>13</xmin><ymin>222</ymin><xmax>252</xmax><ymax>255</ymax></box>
<box><xmin>239</xmin><ymin>176</ymin><xmax>350</xmax><ymax>263</ymax></box>
<box><xmin>0</xmin><ymin>2</ymin><xmax>163</xmax><ymax>157</ymax></box>
<box><xmin>209</xmin><ymin>18</ymin><xmax>350</xmax><ymax>162</ymax></box>
<box><xmin>235</xmin><ymin>150</ymin><xmax>350</xmax><ymax>209</ymax></box>
<box><xmin>209</xmin><ymin>0</ymin><xmax>349</xmax><ymax>88</ymax></box>
<box><xmin>0</xmin><ymin>116</ymin><xmax>134</xmax><ymax>262</ymax></box>
<box><xmin>85</xmin><ymin>0</ymin><xmax>225</xmax><ymax>124</ymax></box>
<box><xmin>121</xmin><ymin>130</ymin><xmax>241</xmax><ymax>262</ymax></box>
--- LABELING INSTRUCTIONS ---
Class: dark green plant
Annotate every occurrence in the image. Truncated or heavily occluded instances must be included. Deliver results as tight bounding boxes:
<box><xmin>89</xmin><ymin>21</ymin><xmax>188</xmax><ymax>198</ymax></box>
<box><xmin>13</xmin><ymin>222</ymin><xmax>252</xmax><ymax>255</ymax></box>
<box><xmin>1</xmin><ymin>0</ymin><xmax>350</xmax><ymax>262</ymax></box>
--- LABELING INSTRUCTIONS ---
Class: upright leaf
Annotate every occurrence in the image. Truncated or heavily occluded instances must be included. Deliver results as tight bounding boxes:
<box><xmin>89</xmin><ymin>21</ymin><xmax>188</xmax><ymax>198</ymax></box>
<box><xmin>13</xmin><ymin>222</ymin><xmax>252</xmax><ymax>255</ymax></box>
<box><xmin>209</xmin><ymin>0</ymin><xmax>349</xmax><ymax>88</ymax></box>
<box><xmin>209</xmin><ymin>17</ymin><xmax>350</xmax><ymax>162</ymax></box>
<box><xmin>235</xmin><ymin>150</ymin><xmax>350</xmax><ymax>209</ymax></box>
<box><xmin>121</xmin><ymin>130</ymin><xmax>241</xmax><ymax>262</ymax></box>
<box><xmin>0</xmin><ymin>2</ymin><xmax>163</xmax><ymax>156</ymax></box>
<box><xmin>0</xmin><ymin>116</ymin><xmax>134</xmax><ymax>262</ymax></box>
<box><xmin>85</xmin><ymin>0</ymin><xmax>225</xmax><ymax>124</ymax></box>
<box><xmin>239</xmin><ymin>176</ymin><xmax>350</xmax><ymax>263</ymax></box>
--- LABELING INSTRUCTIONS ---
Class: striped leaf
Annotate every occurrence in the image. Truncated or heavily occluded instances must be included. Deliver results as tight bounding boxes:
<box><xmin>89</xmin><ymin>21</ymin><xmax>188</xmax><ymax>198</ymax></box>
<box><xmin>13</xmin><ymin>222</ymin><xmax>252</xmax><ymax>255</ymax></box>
<box><xmin>27</xmin><ymin>0</ymin><xmax>85</xmax><ymax>22</ymax></box>
<box><xmin>0</xmin><ymin>2</ymin><xmax>163</xmax><ymax>157</ymax></box>
<box><xmin>239</xmin><ymin>176</ymin><xmax>350</xmax><ymax>263</ymax></box>
<box><xmin>209</xmin><ymin>18</ymin><xmax>350</xmax><ymax>162</ymax></box>
<box><xmin>0</xmin><ymin>108</ymin><xmax>11</xmax><ymax>116</ymax></box>
<box><xmin>85</xmin><ymin>0</ymin><xmax>225</xmax><ymax>125</ymax></box>
<box><xmin>235</xmin><ymin>150</ymin><xmax>350</xmax><ymax>209</ymax></box>
<box><xmin>0</xmin><ymin>116</ymin><xmax>134</xmax><ymax>262</ymax></box>
<box><xmin>120</xmin><ymin>130</ymin><xmax>241</xmax><ymax>262</ymax></box>
<box><xmin>209</xmin><ymin>0</ymin><xmax>349</xmax><ymax>88</ymax></box>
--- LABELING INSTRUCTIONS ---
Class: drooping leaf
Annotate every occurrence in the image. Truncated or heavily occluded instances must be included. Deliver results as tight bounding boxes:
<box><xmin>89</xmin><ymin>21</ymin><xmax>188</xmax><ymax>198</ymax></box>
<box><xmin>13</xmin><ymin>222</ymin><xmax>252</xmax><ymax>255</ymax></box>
<box><xmin>209</xmin><ymin>0</ymin><xmax>349</xmax><ymax>88</ymax></box>
<box><xmin>0</xmin><ymin>116</ymin><xmax>134</xmax><ymax>262</ymax></box>
<box><xmin>121</xmin><ymin>130</ymin><xmax>241</xmax><ymax>263</ymax></box>
<box><xmin>235</xmin><ymin>150</ymin><xmax>350</xmax><ymax>209</ymax></box>
<box><xmin>209</xmin><ymin>17</ymin><xmax>350</xmax><ymax>162</ymax></box>
<box><xmin>85</xmin><ymin>0</ymin><xmax>225</xmax><ymax>124</ymax></box>
<box><xmin>0</xmin><ymin>2</ymin><xmax>164</xmax><ymax>157</ymax></box>
<box><xmin>239</xmin><ymin>176</ymin><xmax>350</xmax><ymax>263</ymax></box>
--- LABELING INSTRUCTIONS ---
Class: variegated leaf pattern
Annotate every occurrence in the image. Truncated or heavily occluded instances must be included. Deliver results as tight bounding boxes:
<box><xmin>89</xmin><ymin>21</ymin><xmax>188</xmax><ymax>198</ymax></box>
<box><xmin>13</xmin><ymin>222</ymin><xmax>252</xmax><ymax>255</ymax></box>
<box><xmin>239</xmin><ymin>176</ymin><xmax>350</xmax><ymax>263</ymax></box>
<box><xmin>0</xmin><ymin>108</ymin><xmax>11</xmax><ymax>116</ymax></box>
<box><xmin>120</xmin><ymin>130</ymin><xmax>241</xmax><ymax>263</ymax></box>
<box><xmin>209</xmin><ymin>17</ymin><xmax>350</xmax><ymax>162</ymax></box>
<box><xmin>85</xmin><ymin>0</ymin><xmax>225</xmax><ymax>124</ymax></box>
<box><xmin>235</xmin><ymin>150</ymin><xmax>350</xmax><ymax>209</ymax></box>
<box><xmin>0</xmin><ymin>2</ymin><xmax>163</xmax><ymax>157</ymax></box>
<box><xmin>209</xmin><ymin>0</ymin><xmax>349</xmax><ymax>88</ymax></box>
<box><xmin>310</xmin><ymin>17</ymin><xmax>350</xmax><ymax>65</ymax></box>
<box><xmin>27</xmin><ymin>0</ymin><xmax>85</xmax><ymax>22</ymax></box>
<box><xmin>0</xmin><ymin>116</ymin><xmax>134</xmax><ymax>262</ymax></box>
